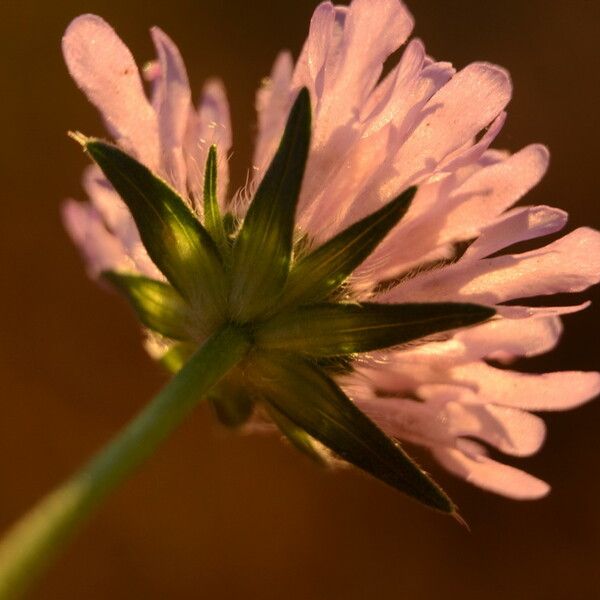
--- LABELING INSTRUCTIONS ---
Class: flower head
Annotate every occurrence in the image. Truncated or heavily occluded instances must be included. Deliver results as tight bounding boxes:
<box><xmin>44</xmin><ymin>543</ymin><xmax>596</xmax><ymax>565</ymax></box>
<box><xmin>63</xmin><ymin>0</ymin><xmax>600</xmax><ymax>510</ymax></box>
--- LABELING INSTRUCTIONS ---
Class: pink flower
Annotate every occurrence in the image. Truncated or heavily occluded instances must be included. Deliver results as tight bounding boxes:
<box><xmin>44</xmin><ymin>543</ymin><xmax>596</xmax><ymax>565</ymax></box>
<box><xmin>63</xmin><ymin>0</ymin><xmax>600</xmax><ymax>501</ymax></box>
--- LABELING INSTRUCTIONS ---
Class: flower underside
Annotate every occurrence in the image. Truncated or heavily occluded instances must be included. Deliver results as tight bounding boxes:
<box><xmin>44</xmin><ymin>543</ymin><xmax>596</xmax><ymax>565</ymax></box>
<box><xmin>77</xmin><ymin>88</ymin><xmax>494</xmax><ymax>515</ymax></box>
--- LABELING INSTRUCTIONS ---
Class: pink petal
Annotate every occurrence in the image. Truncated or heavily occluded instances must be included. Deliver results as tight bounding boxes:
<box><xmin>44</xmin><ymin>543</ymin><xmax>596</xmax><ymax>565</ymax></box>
<box><xmin>80</xmin><ymin>167</ymin><xmax>162</xmax><ymax>279</ymax></box>
<box><xmin>356</xmin><ymin>396</ymin><xmax>453</xmax><ymax>448</ymax></box>
<box><xmin>254</xmin><ymin>51</ymin><xmax>294</xmax><ymax>173</ymax></box>
<box><xmin>439</xmin><ymin>111</ymin><xmax>507</xmax><ymax>173</ymax></box>
<box><xmin>464</xmin><ymin>204</ymin><xmax>567</xmax><ymax>260</ymax></box>
<box><xmin>62</xmin><ymin>15</ymin><xmax>159</xmax><ymax>168</ymax></box>
<box><xmin>419</xmin><ymin>60</ymin><xmax>456</xmax><ymax>94</ymax></box>
<box><xmin>150</xmin><ymin>27</ymin><xmax>192</xmax><ymax>194</ymax></box>
<box><xmin>82</xmin><ymin>166</ymin><xmax>125</xmax><ymax>230</ymax></box>
<box><xmin>317</xmin><ymin>0</ymin><xmax>414</xmax><ymax>127</ymax></box>
<box><xmin>445</xmin><ymin>403</ymin><xmax>546</xmax><ymax>457</ymax></box>
<box><xmin>356</xmin><ymin>146</ymin><xmax>549</xmax><ymax>285</ymax></box>
<box><xmin>358</xmin><ymin>395</ymin><xmax>545</xmax><ymax>457</ymax></box>
<box><xmin>291</xmin><ymin>3</ymin><xmax>346</xmax><ymax>100</ymax></box>
<box><xmin>360</xmin><ymin>38</ymin><xmax>426</xmax><ymax>136</ymax></box>
<box><xmin>450</xmin><ymin>362</ymin><xmax>600</xmax><ymax>411</ymax></box>
<box><xmin>295</xmin><ymin>2</ymin><xmax>414</xmax><ymax>234</ymax></box>
<box><xmin>339</xmin><ymin>65</ymin><xmax>511</xmax><ymax>265</ymax></box>
<box><xmin>376</xmin><ymin>341</ymin><xmax>467</xmax><ymax>370</ymax></box>
<box><xmin>405</xmin><ymin>389</ymin><xmax>547</xmax><ymax>456</ymax></box>
<box><xmin>185</xmin><ymin>79</ymin><xmax>233</xmax><ymax>207</ymax></box>
<box><xmin>351</xmin><ymin>177</ymin><xmax>457</xmax><ymax>282</ymax></box>
<box><xmin>82</xmin><ymin>165</ymin><xmax>137</xmax><ymax>245</ymax></box>
<box><xmin>382</xmin><ymin>62</ymin><xmax>512</xmax><ymax>194</ymax></box>
<box><xmin>306</xmin><ymin>2</ymin><xmax>337</xmax><ymax>95</ymax></box>
<box><xmin>437</xmin><ymin>144</ymin><xmax>550</xmax><ymax>242</ymax></box>
<box><xmin>497</xmin><ymin>302</ymin><xmax>591</xmax><ymax>319</ymax></box>
<box><xmin>385</xmin><ymin>228</ymin><xmax>600</xmax><ymax>304</ymax></box>
<box><xmin>303</xmin><ymin>58</ymin><xmax>455</xmax><ymax>239</ymax></box>
<box><xmin>62</xmin><ymin>200</ymin><xmax>128</xmax><ymax>275</ymax></box>
<box><xmin>432</xmin><ymin>445</ymin><xmax>550</xmax><ymax>499</ymax></box>
<box><xmin>455</xmin><ymin>316</ymin><xmax>563</xmax><ymax>361</ymax></box>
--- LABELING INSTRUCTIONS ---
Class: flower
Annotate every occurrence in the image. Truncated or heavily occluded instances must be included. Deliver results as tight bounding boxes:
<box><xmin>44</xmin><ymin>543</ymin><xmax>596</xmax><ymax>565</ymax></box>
<box><xmin>62</xmin><ymin>0</ymin><xmax>600</xmax><ymax>507</ymax></box>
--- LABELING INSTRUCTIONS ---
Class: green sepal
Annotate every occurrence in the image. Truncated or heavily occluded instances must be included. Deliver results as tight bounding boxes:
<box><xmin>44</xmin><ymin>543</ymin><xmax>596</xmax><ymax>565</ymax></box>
<box><xmin>255</xmin><ymin>302</ymin><xmax>495</xmax><ymax>356</ymax></box>
<box><xmin>203</xmin><ymin>145</ymin><xmax>229</xmax><ymax>260</ymax></box>
<box><xmin>103</xmin><ymin>272</ymin><xmax>196</xmax><ymax>341</ymax></box>
<box><xmin>159</xmin><ymin>343</ymin><xmax>196</xmax><ymax>374</ymax></box>
<box><xmin>207</xmin><ymin>371</ymin><xmax>254</xmax><ymax>428</ymax></box>
<box><xmin>281</xmin><ymin>186</ymin><xmax>416</xmax><ymax>309</ymax></box>
<box><xmin>229</xmin><ymin>88</ymin><xmax>311</xmax><ymax>321</ymax></box>
<box><xmin>81</xmin><ymin>138</ymin><xmax>226</xmax><ymax>327</ymax></box>
<box><xmin>266</xmin><ymin>404</ymin><xmax>328</xmax><ymax>464</ymax></box>
<box><xmin>253</xmin><ymin>352</ymin><xmax>454</xmax><ymax>513</ymax></box>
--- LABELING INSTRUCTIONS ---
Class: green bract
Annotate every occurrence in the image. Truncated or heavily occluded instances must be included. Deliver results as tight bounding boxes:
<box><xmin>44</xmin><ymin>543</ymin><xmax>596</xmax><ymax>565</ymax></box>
<box><xmin>78</xmin><ymin>88</ymin><xmax>496</xmax><ymax>515</ymax></box>
<box><xmin>229</xmin><ymin>88</ymin><xmax>312</xmax><ymax>320</ymax></box>
<box><xmin>85</xmin><ymin>137</ymin><xmax>227</xmax><ymax>335</ymax></box>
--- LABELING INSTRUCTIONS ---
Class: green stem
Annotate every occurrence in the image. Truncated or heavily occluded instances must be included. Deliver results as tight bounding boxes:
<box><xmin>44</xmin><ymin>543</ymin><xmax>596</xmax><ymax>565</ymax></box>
<box><xmin>0</xmin><ymin>325</ymin><xmax>250</xmax><ymax>600</ymax></box>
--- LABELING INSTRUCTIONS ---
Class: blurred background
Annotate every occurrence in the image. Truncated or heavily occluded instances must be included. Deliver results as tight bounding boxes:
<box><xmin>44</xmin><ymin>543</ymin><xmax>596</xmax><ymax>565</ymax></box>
<box><xmin>1</xmin><ymin>0</ymin><xmax>599</xmax><ymax>598</ymax></box>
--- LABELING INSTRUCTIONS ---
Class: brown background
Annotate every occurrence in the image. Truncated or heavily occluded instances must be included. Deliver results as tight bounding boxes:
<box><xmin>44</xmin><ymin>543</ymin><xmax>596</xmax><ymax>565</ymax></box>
<box><xmin>1</xmin><ymin>1</ymin><xmax>599</xmax><ymax>598</ymax></box>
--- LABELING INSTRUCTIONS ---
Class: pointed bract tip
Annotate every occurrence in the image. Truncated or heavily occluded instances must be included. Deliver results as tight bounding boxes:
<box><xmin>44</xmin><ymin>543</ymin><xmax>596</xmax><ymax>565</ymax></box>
<box><xmin>395</xmin><ymin>184</ymin><xmax>417</xmax><ymax>210</ymax></box>
<box><xmin>405</xmin><ymin>185</ymin><xmax>417</xmax><ymax>199</ymax></box>
<box><xmin>298</xmin><ymin>87</ymin><xmax>312</xmax><ymax>110</ymax></box>
<box><xmin>298</xmin><ymin>86</ymin><xmax>310</xmax><ymax>99</ymax></box>
<box><xmin>452</xmin><ymin>511</ymin><xmax>471</xmax><ymax>532</ymax></box>
<box><xmin>68</xmin><ymin>130</ymin><xmax>89</xmax><ymax>147</ymax></box>
<box><xmin>480</xmin><ymin>305</ymin><xmax>497</xmax><ymax>320</ymax></box>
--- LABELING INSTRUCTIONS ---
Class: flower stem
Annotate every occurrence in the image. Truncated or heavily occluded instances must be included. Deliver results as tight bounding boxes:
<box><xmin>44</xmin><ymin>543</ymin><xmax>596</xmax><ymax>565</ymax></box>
<box><xmin>0</xmin><ymin>325</ymin><xmax>251</xmax><ymax>600</ymax></box>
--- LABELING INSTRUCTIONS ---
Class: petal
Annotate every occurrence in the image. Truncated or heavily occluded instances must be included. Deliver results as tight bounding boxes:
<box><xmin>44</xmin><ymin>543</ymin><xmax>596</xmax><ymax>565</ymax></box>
<box><xmin>446</xmin><ymin>403</ymin><xmax>546</xmax><ymax>457</ymax></box>
<box><xmin>150</xmin><ymin>27</ymin><xmax>192</xmax><ymax>194</ymax></box>
<box><xmin>317</xmin><ymin>0</ymin><xmax>414</xmax><ymax>126</ymax></box>
<box><xmin>356</xmin><ymin>146</ymin><xmax>550</xmax><ymax>285</ymax></box>
<box><xmin>300</xmin><ymin>55</ymin><xmax>452</xmax><ymax>238</ymax></box>
<box><xmin>291</xmin><ymin>3</ymin><xmax>346</xmax><ymax>100</ymax></box>
<box><xmin>464</xmin><ymin>204</ymin><xmax>567</xmax><ymax>260</ymax></box>
<box><xmin>352</xmin><ymin>177</ymin><xmax>456</xmax><ymax>282</ymax></box>
<box><xmin>62</xmin><ymin>200</ymin><xmax>128</xmax><ymax>275</ymax></box>
<box><xmin>497</xmin><ymin>302</ymin><xmax>591</xmax><ymax>319</ymax></box>
<box><xmin>386</xmin><ymin>228</ymin><xmax>600</xmax><ymax>304</ymax></box>
<box><xmin>454</xmin><ymin>316</ymin><xmax>563</xmax><ymax>361</ymax></box>
<box><xmin>341</xmin><ymin>66</ymin><xmax>510</xmax><ymax>269</ymax></box>
<box><xmin>81</xmin><ymin>167</ymin><xmax>162</xmax><ymax>278</ymax></box>
<box><xmin>438</xmin><ymin>111</ymin><xmax>506</xmax><ymax>172</ymax></box>
<box><xmin>185</xmin><ymin>79</ymin><xmax>233</xmax><ymax>206</ymax></box>
<box><xmin>254</xmin><ymin>51</ymin><xmax>294</xmax><ymax>174</ymax></box>
<box><xmin>62</xmin><ymin>15</ymin><xmax>159</xmax><ymax>168</ymax></box>
<box><xmin>357</xmin><ymin>394</ymin><xmax>545</xmax><ymax>457</ymax></box>
<box><xmin>356</xmin><ymin>396</ymin><xmax>454</xmax><ymax>448</ymax></box>
<box><xmin>432</xmin><ymin>445</ymin><xmax>550</xmax><ymax>499</ymax></box>
<box><xmin>387</xmin><ymin>314</ymin><xmax>563</xmax><ymax>366</ymax></box>
<box><xmin>381</xmin><ymin>62</ymin><xmax>512</xmax><ymax>195</ymax></box>
<box><xmin>351</xmin><ymin>358</ymin><xmax>449</xmax><ymax>397</ymax></box>
<box><xmin>307</xmin><ymin>2</ymin><xmax>337</xmax><ymax>93</ymax></box>
<box><xmin>438</xmin><ymin>144</ymin><xmax>551</xmax><ymax>243</ymax></box>
<box><xmin>83</xmin><ymin>166</ymin><xmax>128</xmax><ymax>232</ymax></box>
<box><xmin>450</xmin><ymin>362</ymin><xmax>600</xmax><ymax>411</ymax></box>
<box><xmin>360</xmin><ymin>38</ymin><xmax>426</xmax><ymax>136</ymax></box>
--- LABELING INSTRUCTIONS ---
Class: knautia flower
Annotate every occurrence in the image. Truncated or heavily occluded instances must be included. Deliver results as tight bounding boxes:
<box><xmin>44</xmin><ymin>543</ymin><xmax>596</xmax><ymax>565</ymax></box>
<box><xmin>62</xmin><ymin>0</ymin><xmax>600</xmax><ymax>510</ymax></box>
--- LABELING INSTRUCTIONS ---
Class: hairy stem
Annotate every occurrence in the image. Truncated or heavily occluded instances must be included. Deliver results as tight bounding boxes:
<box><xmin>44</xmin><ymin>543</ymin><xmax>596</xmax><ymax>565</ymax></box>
<box><xmin>0</xmin><ymin>325</ymin><xmax>250</xmax><ymax>599</ymax></box>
